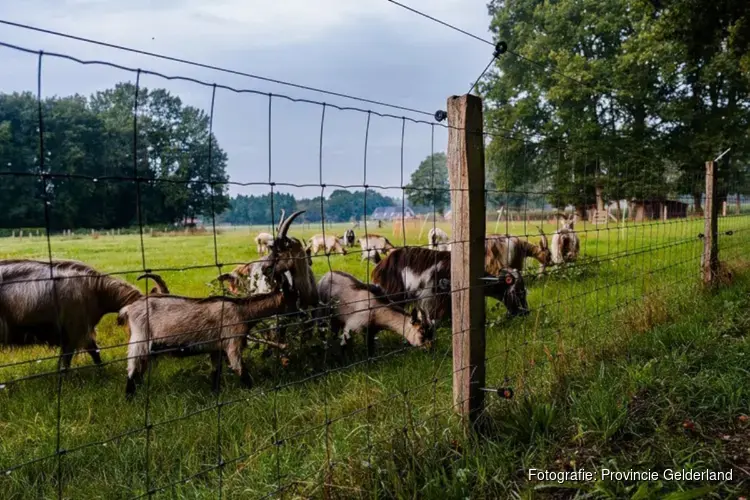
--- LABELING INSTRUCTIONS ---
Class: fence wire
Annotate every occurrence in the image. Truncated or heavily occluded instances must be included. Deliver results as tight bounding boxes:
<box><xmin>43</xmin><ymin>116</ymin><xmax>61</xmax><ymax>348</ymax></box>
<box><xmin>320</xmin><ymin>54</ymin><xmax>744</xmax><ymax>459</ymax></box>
<box><xmin>0</xmin><ymin>36</ymin><xmax>748</xmax><ymax>500</ymax></box>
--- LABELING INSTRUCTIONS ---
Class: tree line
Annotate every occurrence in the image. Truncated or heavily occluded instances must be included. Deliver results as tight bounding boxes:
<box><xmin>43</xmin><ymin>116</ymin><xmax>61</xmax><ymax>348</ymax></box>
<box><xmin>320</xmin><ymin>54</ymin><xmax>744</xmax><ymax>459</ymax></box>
<box><xmin>219</xmin><ymin>189</ymin><xmax>399</xmax><ymax>225</ymax></box>
<box><xmin>482</xmin><ymin>0</ymin><xmax>750</xmax><ymax>215</ymax></box>
<box><xmin>0</xmin><ymin>84</ymin><xmax>229</xmax><ymax>230</ymax></box>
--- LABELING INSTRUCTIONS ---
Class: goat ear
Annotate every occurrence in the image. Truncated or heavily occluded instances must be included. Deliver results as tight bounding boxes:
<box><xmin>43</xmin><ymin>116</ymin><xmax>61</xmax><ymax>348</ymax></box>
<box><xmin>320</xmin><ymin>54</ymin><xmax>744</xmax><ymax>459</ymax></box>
<box><xmin>411</xmin><ymin>307</ymin><xmax>419</xmax><ymax>324</ymax></box>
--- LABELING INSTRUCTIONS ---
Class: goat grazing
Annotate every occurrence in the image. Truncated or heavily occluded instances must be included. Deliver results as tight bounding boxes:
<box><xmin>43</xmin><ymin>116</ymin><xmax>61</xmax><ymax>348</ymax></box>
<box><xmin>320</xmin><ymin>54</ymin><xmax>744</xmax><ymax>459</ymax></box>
<box><xmin>118</xmin><ymin>272</ymin><xmax>298</xmax><ymax>397</ymax></box>
<box><xmin>308</xmin><ymin>234</ymin><xmax>347</xmax><ymax>256</ymax></box>
<box><xmin>485</xmin><ymin>228</ymin><xmax>551</xmax><ymax>274</ymax></box>
<box><xmin>0</xmin><ymin>259</ymin><xmax>142</xmax><ymax>368</ymax></box>
<box><xmin>358</xmin><ymin>234</ymin><xmax>395</xmax><ymax>255</ymax></box>
<box><xmin>371</xmin><ymin>247</ymin><xmax>529</xmax><ymax>322</ymax></box>
<box><xmin>361</xmin><ymin>248</ymin><xmax>382</xmax><ymax>265</ymax></box>
<box><xmin>255</xmin><ymin>232</ymin><xmax>274</xmax><ymax>256</ymax></box>
<box><xmin>551</xmin><ymin>215</ymin><xmax>580</xmax><ymax>265</ymax></box>
<box><xmin>428</xmin><ymin>227</ymin><xmax>451</xmax><ymax>252</ymax></box>
<box><xmin>318</xmin><ymin>271</ymin><xmax>433</xmax><ymax>356</ymax></box>
<box><xmin>344</xmin><ymin>229</ymin><xmax>356</xmax><ymax>248</ymax></box>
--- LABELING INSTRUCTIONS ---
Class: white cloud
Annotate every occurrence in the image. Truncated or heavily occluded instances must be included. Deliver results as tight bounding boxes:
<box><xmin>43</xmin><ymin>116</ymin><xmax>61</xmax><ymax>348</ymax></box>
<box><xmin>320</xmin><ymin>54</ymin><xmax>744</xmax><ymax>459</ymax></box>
<box><xmin>1</xmin><ymin>0</ymin><xmax>490</xmax><ymax>51</ymax></box>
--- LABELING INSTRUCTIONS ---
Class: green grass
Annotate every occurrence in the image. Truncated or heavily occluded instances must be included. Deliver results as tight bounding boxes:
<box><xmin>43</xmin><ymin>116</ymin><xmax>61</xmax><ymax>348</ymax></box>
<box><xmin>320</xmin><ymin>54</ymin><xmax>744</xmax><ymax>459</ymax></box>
<box><xmin>1</xmin><ymin>216</ymin><xmax>749</xmax><ymax>499</ymax></box>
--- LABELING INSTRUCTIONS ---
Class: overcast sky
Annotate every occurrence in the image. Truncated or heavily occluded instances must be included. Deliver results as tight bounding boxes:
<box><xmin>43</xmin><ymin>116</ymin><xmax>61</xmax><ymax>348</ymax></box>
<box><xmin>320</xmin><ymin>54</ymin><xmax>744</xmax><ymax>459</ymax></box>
<box><xmin>0</xmin><ymin>0</ymin><xmax>494</xmax><ymax>201</ymax></box>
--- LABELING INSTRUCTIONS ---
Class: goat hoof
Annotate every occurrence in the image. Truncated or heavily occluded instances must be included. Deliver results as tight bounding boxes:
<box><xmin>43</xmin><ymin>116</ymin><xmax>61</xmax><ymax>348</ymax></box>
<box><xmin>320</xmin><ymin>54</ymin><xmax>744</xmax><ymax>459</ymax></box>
<box><xmin>125</xmin><ymin>378</ymin><xmax>137</xmax><ymax>399</ymax></box>
<box><xmin>240</xmin><ymin>374</ymin><xmax>254</xmax><ymax>389</ymax></box>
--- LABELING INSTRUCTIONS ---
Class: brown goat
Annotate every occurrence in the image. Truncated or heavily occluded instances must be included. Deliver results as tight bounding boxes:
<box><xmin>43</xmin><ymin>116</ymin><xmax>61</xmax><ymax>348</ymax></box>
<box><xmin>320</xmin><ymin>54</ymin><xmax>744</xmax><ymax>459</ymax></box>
<box><xmin>118</xmin><ymin>273</ymin><xmax>298</xmax><ymax>397</ymax></box>
<box><xmin>0</xmin><ymin>259</ymin><xmax>142</xmax><ymax>368</ymax></box>
<box><xmin>484</xmin><ymin>228</ymin><xmax>551</xmax><ymax>274</ymax></box>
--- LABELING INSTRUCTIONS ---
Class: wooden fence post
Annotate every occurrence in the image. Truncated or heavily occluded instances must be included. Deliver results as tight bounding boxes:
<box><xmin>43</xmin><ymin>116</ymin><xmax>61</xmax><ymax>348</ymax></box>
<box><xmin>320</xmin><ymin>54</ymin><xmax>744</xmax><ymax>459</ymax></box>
<box><xmin>447</xmin><ymin>94</ymin><xmax>486</xmax><ymax>425</ymax></box>
<box><xmin>703</xmin><ymin>160</ymin><xmax>719</xmax><ymax>285</ymax></box>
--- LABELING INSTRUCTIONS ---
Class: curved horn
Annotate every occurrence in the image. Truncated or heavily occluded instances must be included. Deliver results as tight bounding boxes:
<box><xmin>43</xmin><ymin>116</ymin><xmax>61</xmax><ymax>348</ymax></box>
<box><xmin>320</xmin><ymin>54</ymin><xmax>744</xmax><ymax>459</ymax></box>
<box><xmin>536</xmin><ymin>226</ymin><xmax>548</xmax><ymax>249</ymax></box>
<box><xmin>277</xmin><ymin>210</ymin><xmax>305</xmax><ymax>239</ymax></box>
<box><xmin>276</xmin><ymin>209</ymin><xmax>286</xmax><ymax>234</ymax></box>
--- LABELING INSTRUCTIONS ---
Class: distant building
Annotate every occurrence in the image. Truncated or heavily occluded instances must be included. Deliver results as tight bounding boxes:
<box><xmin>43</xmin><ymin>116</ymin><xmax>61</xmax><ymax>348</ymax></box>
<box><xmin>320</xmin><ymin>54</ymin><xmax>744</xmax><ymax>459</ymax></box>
<box><xmin>370</xmin><ymin>206</ymin><xmax>415</xmax><ymax>220</ymax></box>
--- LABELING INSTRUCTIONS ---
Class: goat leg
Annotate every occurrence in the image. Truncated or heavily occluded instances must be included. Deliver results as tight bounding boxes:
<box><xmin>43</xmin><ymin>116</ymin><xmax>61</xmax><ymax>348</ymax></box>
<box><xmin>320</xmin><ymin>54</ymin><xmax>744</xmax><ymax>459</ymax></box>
<box><xmin>58</xmin><ymin>335</ymin><xmax>74</xmax><ymax>371</ymax></box>
<box><xmin>86</xmin><ymin>337</ymin><xmax>103</xmax><ymax>365</ymax></box>
<box><xmin>366</xmin><ymin>326</ymin><xmax>377</xmax><ymax>358</ymax></box>
<box><xmin>210</xmin><ymin>351</ymin><xmax>223</xmax><ymax>394</ymax></box>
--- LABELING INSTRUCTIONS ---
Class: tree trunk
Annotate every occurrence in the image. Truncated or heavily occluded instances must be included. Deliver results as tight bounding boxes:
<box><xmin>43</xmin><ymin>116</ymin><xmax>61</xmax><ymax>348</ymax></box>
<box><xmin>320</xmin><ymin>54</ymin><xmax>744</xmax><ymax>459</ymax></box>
<box><xmin>693</xmin><ymin>192</ymin><xmax>703</xmax><ymax>215</ymax></box>
<box><xmin>595</xmin><ymin>184</ymin><xmax>605</xmax><ymax>213</ymax></box>
<box><xmin>574</xmin><ymin>203</ymin><xmax>586</xmax><ymax>220</ymax></box>
<box><xmin>737</xmin><ymin>193</ymin><xmax>742</xmax><ymax>215</ymax></box>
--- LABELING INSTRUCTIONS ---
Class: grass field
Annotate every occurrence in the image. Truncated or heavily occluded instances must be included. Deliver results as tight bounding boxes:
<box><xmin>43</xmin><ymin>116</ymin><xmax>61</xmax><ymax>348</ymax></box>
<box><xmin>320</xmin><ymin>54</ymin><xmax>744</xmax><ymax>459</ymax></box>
<box><xmin>1</xmin><ymin>215</ymin><xmax>749</xmax><ymax>499</ymax></box>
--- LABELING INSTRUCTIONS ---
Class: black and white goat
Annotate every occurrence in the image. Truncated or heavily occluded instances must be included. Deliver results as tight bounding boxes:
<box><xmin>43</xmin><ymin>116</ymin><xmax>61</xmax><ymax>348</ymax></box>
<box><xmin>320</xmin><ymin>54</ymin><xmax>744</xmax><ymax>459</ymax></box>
<box><xmin>0</xmin><ymin>259</ymin><xmax>142</xmax><ymax>368</ymax></box>
<box><xmin>344</xmin><ymin>229</ymin><xmax>356</xmax><ymax>248</ymax></box>
<box><xmin>371</xmin><ymin>247</ymin><xmax>529</xmax><ymax>323</ymax></box>
<box><xmin>317</xmin><ymin>271</ymin><xmax>433</xmax><ymax>356</ymax></box>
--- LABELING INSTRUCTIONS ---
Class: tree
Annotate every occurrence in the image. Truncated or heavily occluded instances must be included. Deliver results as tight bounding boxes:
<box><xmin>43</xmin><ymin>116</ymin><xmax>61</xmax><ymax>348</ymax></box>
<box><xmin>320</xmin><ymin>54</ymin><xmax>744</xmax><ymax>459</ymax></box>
<box><xmin>482</xmin><ymin>0</ymin><xmax>750</xmax><ymax>216</ymax></box>
<box><xmin>405</xmin><ymin>152</ymin><xmax>450</xmax><ymax>214</ymax></box>
<box><xmin>483</xmin><ymin>0</ymin><xmax>674</xmax><ymax>212</ymax></box>
<box><xmin>0</xmin><ymin>84</ymin><xmax>230</xmax><ymax>229</ymax></box>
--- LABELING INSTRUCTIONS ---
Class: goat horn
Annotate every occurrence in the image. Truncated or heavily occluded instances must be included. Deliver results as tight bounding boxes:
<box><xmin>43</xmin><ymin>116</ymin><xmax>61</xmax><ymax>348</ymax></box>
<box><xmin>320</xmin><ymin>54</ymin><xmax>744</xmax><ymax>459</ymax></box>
<box><xmin>276</xmin><ymin>209</ymin><xmax>286</xmax><ymax>235</ymax></box>
<box><xmin>536</xmin><ymin>226</ymin><xmax>548</xmax><ymax>249</ymax></box>
<box><xmin>277</xmin><ymin>210</ymin><xmax>305</xmax><ymax>239</ymax></box>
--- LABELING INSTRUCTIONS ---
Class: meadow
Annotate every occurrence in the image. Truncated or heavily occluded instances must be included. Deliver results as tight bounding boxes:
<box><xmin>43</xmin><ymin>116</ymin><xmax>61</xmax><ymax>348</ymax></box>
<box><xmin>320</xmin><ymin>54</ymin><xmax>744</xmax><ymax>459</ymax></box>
<box><xmin>1</xmin><ymin>215</ymin><xmax>749</xmax><ymax>499</ymax></box>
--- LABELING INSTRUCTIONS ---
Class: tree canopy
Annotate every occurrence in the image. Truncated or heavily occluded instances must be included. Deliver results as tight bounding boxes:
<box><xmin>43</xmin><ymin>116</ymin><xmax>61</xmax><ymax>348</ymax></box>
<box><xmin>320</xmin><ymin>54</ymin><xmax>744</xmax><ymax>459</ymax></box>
<box><xmin>405</xmin><ymin>152</ymin><xmax>450</xmax><ymax>214</ymax></box>
<box><xmin>482</xmin><ymin>0</ymin><xmax>750</xmax><ymax>212</ymax></box>
<box><xmin>0</xmin><ymin>84</ymin><xmax>229</xmax><ymax>230</ymax></box>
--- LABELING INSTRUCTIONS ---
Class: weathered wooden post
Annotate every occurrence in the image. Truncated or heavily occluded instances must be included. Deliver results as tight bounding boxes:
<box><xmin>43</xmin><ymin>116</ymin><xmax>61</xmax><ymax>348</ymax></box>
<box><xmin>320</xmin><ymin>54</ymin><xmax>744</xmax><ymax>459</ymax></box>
<box><xmin>702</xmin><ymin>161</ymin><xmax>719</xmax><ymax>286</ymax></box>
<box><xmin>447</xmin><ymin>94</ymin><xmax>486</xmax><ymax>425</ymax></box>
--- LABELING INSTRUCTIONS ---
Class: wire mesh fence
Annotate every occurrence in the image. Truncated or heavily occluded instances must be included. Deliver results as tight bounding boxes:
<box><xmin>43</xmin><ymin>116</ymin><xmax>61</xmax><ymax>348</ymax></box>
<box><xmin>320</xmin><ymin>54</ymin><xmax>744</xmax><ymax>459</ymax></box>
<box><xmin>0</xmin><ymin>32</ymin><xmax>749</xmax><ymax>500</ymax></box>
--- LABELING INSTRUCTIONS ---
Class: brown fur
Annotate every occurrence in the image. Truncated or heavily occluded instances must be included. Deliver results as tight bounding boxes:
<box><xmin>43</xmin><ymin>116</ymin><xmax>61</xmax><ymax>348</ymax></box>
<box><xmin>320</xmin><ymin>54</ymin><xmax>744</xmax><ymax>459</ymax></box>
<box><xmin>0</xmin><ymin>259</ymin><xmax>142</xmax><ymax>368</ymax></box>
<box><xmin>120</xmin><ymin>276</ymin><xmax>298</xmax><ymax>397</ymax></box>
<box><xmin>370</xmin><ymin>247</ymin><xmax>529</xmax><ymax>320</ymax></box>
<box><xmin>484</xmin><ymin>229</ymin><xmax>551</xmax><ymax>274</ymax></box>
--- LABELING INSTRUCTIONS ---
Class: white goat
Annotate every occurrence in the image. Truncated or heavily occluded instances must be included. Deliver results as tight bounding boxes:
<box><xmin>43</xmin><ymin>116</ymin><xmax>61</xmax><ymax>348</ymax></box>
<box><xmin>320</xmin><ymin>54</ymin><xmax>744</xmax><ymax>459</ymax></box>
<box><xmin>551</xmin><ymin>215</ymin><xmax>580</xmax><ymax>265</ymax></box>
<box><xmin>255</xmin><ymin>232</ymin><xmax>274</xmax><ymax>255</ymax></box>
<box><xmin>308</xmin><ymin>234</ymin><xmax>347</xmax><ymax>256</ymax></box>
<box><xmin>428</xmin><ymin>227</ymin><xmax>450</xmax><ymax>252</ymax></box>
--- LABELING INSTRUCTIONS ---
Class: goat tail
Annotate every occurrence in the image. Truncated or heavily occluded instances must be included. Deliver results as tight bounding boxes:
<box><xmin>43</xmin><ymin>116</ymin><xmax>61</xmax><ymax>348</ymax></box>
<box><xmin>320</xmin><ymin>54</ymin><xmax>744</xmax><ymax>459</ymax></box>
<box><xmin>137</xmin><ymin>273</ymin><xmax>170</xmax><ymax>294</ymax></box>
